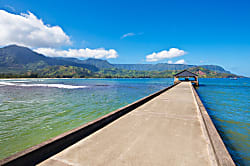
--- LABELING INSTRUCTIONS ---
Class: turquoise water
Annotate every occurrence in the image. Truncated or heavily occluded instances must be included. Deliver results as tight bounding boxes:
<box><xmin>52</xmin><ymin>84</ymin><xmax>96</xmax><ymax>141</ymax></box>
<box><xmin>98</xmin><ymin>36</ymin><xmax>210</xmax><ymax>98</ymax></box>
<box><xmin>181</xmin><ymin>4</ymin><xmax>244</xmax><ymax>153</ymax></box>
<box><xmin>0</xmin><ymin>78</ymin><xmax>172</xmax><ymax>160</ymax></box>
<box><xmin>0</xmin><ymin>78</ymin><xmax>249</xmax><ymax>165</ymax></box>
<box><xmin>196</xmin><ymin>78</ymin><xmax>250</xmax><ymax>166</ymax></box>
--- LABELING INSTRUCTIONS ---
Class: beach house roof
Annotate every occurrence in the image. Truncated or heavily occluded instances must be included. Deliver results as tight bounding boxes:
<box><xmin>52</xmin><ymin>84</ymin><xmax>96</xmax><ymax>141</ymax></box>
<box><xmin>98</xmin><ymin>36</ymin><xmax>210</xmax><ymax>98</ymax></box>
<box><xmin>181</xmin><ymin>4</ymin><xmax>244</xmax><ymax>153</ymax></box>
<box><xmin>173</xmin><ymin>70</ymin><xmax>198</xmax><ymax>77</ymax></box>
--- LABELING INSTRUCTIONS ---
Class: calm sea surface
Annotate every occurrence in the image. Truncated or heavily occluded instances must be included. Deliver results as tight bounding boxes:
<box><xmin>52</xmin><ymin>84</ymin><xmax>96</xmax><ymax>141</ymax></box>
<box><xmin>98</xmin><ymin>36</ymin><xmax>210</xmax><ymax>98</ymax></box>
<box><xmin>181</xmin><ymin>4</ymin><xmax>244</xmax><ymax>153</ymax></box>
<box><xmin>0</xmin><ymin>78</ymin><xmax>249</xmax><ymax>165</ymax></box>
<box><xmin>196</xmin><ymin>78</ymin><xmax>250</xmax><ymax>166</ymax></box>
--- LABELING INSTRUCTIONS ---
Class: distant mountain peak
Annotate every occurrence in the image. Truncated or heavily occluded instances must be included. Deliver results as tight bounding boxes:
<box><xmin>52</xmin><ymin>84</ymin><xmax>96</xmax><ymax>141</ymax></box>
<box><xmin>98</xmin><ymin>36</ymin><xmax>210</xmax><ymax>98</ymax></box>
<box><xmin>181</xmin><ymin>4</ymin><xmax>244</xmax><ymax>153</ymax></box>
<box><xmin>0</xmin><ymin>44</ymin><xmax>99</xmax><ymax>71</ymax></box>
<box><xmin>3</xmin><ymin>44</ymin><xmax>30</xmax><ymax>50</ymax></box>
<box><xmin>4</xmin><ymin>44</ymin><xmax>20</xmax><ymax>48</ymax></box>
<box><xmin>1</xmin><ymin>44</ymin><xmax>38</xmax><ymax>54</ymax></box>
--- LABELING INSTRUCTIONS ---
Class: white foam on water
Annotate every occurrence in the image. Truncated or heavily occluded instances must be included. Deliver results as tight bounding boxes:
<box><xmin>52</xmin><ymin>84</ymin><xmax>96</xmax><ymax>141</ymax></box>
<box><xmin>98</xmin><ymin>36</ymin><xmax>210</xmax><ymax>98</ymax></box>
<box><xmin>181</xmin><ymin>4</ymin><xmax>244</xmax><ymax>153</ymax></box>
<box><xmin>19</xmin><ymin>83</ymin><xmax>88</xmax><ymax>89</ymax></box>
<box><xmin>0</xmin><ymin>82</ymin><xmax>16</xmax><ymax>86</ymax></box>
<box><xmin>0</xmin><ymin>79</ymin><xmax>44</xmax><ymax>82</ymax></box>
<box><xmin>0</xmin><ymin>82</ymin><xmax>87</xmax><ymax>89</ymax></box>
<box><xmin>9</xmin><ymin>81</ymin><xmax>31</xmax><ymax>83</ymax></box>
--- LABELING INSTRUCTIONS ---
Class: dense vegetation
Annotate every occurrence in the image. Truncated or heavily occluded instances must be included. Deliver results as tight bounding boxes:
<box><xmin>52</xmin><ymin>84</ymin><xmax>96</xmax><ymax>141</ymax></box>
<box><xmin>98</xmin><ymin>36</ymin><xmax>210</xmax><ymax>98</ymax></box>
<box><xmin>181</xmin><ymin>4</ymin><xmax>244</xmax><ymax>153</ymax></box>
<box><xmin>0</xmin><ymin>65</ymin><xmax>240</xmax><ymax>78</ymax></box>
<box><xmin>0</xmin><ymin>45</ymin><xmax>242</xmax><ymax>78</ymax></box>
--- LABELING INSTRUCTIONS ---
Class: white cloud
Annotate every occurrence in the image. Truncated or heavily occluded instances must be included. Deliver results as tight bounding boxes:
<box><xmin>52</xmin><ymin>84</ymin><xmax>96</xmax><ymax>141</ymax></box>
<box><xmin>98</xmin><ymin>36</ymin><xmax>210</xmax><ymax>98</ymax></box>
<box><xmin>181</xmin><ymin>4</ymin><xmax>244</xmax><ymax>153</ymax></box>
<box><xmin>0</xmin><ymin>10</ymin><xmax>120</xmax><ymax>60</ymax></box>
<box><xmin>121</xmin><ymin>32</ymin><xmax>136</xmax><ymax>39</ymax></box>
<box><xmin>174</xmin><ymin>59</ymin><xmax>186</xmax><ymax>64</ymax></box>
<box><xmin>34</xmin><ymin>48</ymin><xmax>118</xmax><ymax>59</ymax></box>
<box><xmin>146</xmin><ymin>48</ymin><xmax>186</xmax><ymax>62</ymax></box>
<box><xmin>0</xmin><ymin>10</ymin><xmax>71</xmax><ymax>48</ymax></box>
<box><xmin>121</xmin><ymin>32</ymin><xmax>144</xmax><ymax>39</ymax></box>
<box><xmin>167</xmin><ymin>59</ymin><xmax>186</xmax><ymax>64</ymax></box>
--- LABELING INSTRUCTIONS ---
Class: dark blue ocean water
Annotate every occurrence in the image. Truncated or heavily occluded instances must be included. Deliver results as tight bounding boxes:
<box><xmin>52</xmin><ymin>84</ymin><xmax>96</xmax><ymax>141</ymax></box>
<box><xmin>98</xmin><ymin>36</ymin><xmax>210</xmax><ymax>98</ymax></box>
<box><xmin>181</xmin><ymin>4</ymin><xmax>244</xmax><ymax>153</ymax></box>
<box><xmin>196</xmin><ymin>78</ymin><xmax>250</xmax><ymax>166</ymax></box>
<box><xmin>0</xmin><ymin>78</ymin><xmax>249</xmax><ymax>165</ymax></box>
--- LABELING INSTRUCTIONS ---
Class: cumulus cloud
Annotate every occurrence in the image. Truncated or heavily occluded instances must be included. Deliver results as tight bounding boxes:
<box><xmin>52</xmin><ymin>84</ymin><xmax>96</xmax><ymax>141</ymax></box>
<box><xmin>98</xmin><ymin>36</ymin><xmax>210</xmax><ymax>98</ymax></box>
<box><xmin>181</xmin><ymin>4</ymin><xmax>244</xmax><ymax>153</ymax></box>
<box><xmin>146</xmin><ymin>48</ymin><xmax>186</xmax><ymax>62</ymax></box>
<box><xmin>0</xmin><ymin>10</ymin><xmax>120</xmax><ymax>60</ymax></box>
<box><xmin>34</xmin><ymin>48</ymin><xmax>118</xmax><ymax>59</ymax></box>
<box><xmin>0</xmin><ymin>10</ymin><xmax>71</xmax><ymax>48</ymax></box>
<box><xmin>174</xmin><ymin>59</ymin><xmax>186</xmax><ymax>64</ymax></box>
<box><xmin>167</xmin><ymin>60</ymin><xmax>173</xmax><ymax>64</ymax></box>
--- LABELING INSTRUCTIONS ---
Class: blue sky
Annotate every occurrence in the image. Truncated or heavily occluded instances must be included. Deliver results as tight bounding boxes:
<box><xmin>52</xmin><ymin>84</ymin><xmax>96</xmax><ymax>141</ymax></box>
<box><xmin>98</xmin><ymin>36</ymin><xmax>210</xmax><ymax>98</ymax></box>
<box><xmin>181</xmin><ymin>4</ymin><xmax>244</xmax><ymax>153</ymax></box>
<box><xmin>0</xmin><ymin>0</ymin><xmax>249</xmax><ymax>76</ymax></box>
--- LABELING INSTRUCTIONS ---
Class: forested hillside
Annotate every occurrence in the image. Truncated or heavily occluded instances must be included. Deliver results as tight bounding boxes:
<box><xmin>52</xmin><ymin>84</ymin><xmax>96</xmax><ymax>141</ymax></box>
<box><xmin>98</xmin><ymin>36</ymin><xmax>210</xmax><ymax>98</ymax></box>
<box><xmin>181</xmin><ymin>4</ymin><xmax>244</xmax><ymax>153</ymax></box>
<box><xmin>0</xmin><ymin>45</ymin><xmax>241</xmax><ymax>78</ymax></box>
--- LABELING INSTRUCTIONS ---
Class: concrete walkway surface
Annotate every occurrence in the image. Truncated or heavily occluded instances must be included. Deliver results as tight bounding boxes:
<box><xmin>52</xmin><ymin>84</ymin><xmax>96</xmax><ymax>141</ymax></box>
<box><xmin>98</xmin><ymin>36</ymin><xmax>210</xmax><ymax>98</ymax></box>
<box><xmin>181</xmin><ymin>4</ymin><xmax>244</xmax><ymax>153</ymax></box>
<box><xmin>38</xmin><ymin>82</ymin><xmax>217</xmax><ymax>166</ymax></box>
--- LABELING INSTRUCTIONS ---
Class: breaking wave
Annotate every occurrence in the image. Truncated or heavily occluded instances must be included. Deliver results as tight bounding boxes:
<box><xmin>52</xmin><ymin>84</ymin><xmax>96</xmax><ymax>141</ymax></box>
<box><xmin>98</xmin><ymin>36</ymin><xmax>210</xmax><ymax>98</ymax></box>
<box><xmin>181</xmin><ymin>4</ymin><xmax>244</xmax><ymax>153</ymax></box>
<box><xmin>0</xmin><ymin>81</ymin><xmax>87</xmax><ymax>89</ymax></box>
<box><xmin>9</xmin><ymin>81</ymin><xmax>31</xmax><ymax>83</ymax></box>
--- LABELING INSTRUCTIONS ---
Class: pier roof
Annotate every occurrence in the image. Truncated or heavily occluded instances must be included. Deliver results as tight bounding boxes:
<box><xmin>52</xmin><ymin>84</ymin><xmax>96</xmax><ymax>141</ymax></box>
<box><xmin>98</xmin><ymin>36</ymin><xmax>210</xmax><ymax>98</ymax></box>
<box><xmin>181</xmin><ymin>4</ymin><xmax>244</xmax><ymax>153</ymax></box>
<box><xmin>173</xmin><ymin>69</ymin><xmax>198</xmax><ymax>77</ymax></box>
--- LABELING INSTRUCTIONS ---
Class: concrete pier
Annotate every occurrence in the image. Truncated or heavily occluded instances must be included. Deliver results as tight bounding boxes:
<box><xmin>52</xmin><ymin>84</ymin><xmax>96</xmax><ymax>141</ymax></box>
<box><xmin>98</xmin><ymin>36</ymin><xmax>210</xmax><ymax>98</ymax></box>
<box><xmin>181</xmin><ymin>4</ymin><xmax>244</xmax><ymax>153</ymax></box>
<box><xmin>37</xmin><ymin>82</ymin><xmax>234</xmax><ymax>166</ymax></box>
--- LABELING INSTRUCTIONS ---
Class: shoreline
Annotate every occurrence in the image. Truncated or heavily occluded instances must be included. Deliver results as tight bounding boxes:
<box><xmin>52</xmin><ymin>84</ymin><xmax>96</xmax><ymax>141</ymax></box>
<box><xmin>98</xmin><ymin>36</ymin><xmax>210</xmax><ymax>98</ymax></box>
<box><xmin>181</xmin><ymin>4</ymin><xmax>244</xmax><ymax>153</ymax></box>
<box><xmin>0</xmin><ymin>77</ymin><xmax>171</xmax><ymax>80</ymax></box>
<box><xmin>0</xmin><ymin>77</ymin><xmax>247</xmax><ymax>80</ymax></box>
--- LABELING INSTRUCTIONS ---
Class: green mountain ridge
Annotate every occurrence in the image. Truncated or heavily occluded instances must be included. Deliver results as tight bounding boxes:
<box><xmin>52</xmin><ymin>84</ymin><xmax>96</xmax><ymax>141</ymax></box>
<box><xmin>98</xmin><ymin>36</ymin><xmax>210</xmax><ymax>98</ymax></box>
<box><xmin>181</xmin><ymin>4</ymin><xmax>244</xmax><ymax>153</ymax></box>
<box><xmin>0</xmin><ymin>45</ymin><xmax>98</xmax><ymax>72</ymax></box>
<box><xmin>0</xmin><ymin>45</ymin><xmax>241</xmax><ymax>78</ymax></box>
<box><xmin>113</xmin><ymin>63</ymin><xmax>231</xmax><ymax>73</ymax></box>
<box><xmin>56</xmin><ymin>57</ymin><xmax>231</xmax><ymax>74</ymax></box>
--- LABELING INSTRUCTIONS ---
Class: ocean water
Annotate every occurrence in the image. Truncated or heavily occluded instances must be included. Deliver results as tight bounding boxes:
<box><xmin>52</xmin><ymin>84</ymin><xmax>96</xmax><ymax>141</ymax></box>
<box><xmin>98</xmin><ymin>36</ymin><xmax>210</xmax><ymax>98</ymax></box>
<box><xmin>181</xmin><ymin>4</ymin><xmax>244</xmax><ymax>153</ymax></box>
<box><xmin>0</xmin><ymin>78</ymin><xmax>172</xmax><ymax>160</ymax></box>
<box><xmin>0</xmin><ymin>78</ymin><xmax>249</xmax><ymax>165</ymax></box>
<box><xmin>196</xmin><ymin>78</ymin><xmax>250</xmax><ymax>166</ymax></box>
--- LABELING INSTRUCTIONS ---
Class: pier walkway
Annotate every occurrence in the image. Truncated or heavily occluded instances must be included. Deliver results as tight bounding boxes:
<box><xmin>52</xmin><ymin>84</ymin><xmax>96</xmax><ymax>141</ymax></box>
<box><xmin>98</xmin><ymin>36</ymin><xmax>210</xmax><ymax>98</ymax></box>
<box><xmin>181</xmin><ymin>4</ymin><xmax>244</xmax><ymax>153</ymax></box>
<box><xmin>38</xmin><ymin>82</ymin><xmax>226</xmax><ymax>166</ymax></box>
